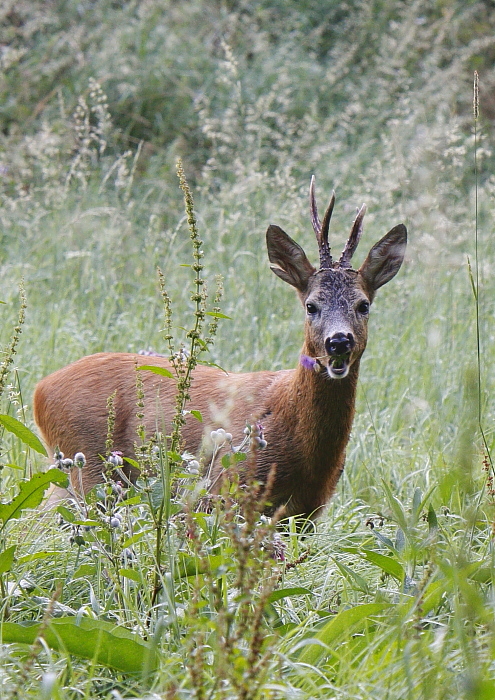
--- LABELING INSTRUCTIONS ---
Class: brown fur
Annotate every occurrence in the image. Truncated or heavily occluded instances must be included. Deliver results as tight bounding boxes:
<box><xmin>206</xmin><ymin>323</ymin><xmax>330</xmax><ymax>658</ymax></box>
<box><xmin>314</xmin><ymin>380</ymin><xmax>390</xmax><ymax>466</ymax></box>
<box><xmin>34</xmin><ymin>188</ymin><xmax>407</xmax><ymax>518</ymax></box>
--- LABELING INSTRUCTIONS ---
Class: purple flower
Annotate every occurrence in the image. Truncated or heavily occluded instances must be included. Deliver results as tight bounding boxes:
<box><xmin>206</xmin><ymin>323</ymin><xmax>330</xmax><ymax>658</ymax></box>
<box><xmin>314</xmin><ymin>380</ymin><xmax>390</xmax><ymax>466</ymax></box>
<box><xmin>300</xmin><ymin>354</ymin><xmax>317</xmax><ymax>371</ymax></box>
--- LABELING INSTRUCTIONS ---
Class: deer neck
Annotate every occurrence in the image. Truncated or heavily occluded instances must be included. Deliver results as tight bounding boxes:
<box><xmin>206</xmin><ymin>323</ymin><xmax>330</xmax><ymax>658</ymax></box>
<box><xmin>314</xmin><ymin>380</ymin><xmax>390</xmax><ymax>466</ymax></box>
<box><xmin>271</xmin><ymin>345</ymin><xmax>360</xmax><ymax>471</ymax></box>
<box><xmin>261</xmin><ymin>348</ymin><xmax>360</xmax><ymax>516</ymax></box>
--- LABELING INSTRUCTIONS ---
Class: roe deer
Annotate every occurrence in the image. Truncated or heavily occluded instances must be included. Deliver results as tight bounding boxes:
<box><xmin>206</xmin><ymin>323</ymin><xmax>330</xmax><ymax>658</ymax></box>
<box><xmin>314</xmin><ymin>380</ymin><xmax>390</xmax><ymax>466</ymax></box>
<box><xmin>34</xmin><ymin>177</ymin><xmax>407</xmax><ymax>518</ymax></box>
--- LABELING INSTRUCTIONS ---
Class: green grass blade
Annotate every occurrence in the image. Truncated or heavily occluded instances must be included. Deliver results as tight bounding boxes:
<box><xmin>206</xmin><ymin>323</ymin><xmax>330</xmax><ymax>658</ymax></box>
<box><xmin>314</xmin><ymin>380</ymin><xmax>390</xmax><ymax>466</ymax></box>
<box><xmin>267</xmin><ymin>587</ymin><xmax>312</xmax><ymax>603</ymax></box>
<box><xmin>296</xmin><ymin>603</ymin><xmax>391</xmax><ymax>666</ymax></box>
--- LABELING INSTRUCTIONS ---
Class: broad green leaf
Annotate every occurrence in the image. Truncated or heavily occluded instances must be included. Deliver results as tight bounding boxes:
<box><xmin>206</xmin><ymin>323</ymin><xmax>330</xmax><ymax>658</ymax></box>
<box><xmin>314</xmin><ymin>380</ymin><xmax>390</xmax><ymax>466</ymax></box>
<box><xmin>136</xmin><ymin>365</ymin><xmax>174</xmax><ymax>379</ymax></box>
<box><xmin>121</xmin><ymin>530</ymin><xmax>151</xmax><ymax>549</ymax></box>
<box><xmin>119</xmin><ymin>568</ymin><xmax>142</xmax><ymax>583</ymax></box>
<box><xmin>0</xmin><ymin>469</ymin><xmax>68</xmax><ymax>527</ymax></box>
<box><xmin>421</xmin><ymin>578</ymin><xmax>450</xmax><ymax>615</ymax></box>
<box><xmin>1</xmin><ymin>618</ymin><xmax>159</xmax><ymax>675</ymax></box>
<box><xmin>268</xmin><ymin>587</ymin><xmax>312</xmax><ymax>603</ymax></box>
<box><xmin>195</xmin><ymin>337</ymin><xmax>209</xmax><ymax>351</ymax></box>
<box><xmin>176</xmin><ymin>553</ymin><xmax>225</xmax><ymax>578</ymax></box>
<box><xmin>57</xmin><ymin>506</ymin><xmax>75</xmax><ymax>523</ymax></box>
<box><xmin>220</xmin><ymin>451</ymin><xmax>247</xmax><ymax>469</ymax></box>
<box><xmin>381</xmin><ymin>480</ymin><xmax>408</xmax><ymax>532</ymax></box>
<box><xmin>72</xmin><ymin>564</ymin><xmax>97</xmax><ymax>579</ymax></box>
<box><xmin>341</xmin><ymin>547</ymin><xmax>405</xmax><ymax>582</ymax></box>
<box><xmin>119</xmin><ymin>495</ymin><xmax>141</xmax><ymax>507</ymax></box>
<box><xmin>361</xmin><ymin>550</ymin><xmax>405</xmax><ymax>582</ymax></box>
<box><xmin>372</xmin><ymin>530</ymin><xmax>396</xmax><ymax>552</ymax></box>
<box><xmin>123</xmin><ymin>457</ymin><xmax>140</xmax><ymax>469</ymax></box>
<box><xmin>467</xmin><ymin>565</ymin><xmax>492</xmax><ymax>584</ymax></box>
<box><xmin>412</xmin><ymin>487</ymin><xmax>422</xmax><ymax>520</ymax></box>
<box><xmin>205</xmin><ymin>311</ymin><xmax>232</xmax><ymax>319</ymax></box>
<box><xmin>0</xmin><ymin>415</ymin><xmax>47</xmax><ymax>456</ymax></box>
<box><xmin>0</xmin><ymin>545</ymin><xmax>16</xmax><ymax>574</ymax></box>
<box><xmin>190</xmin><ymin>410</ymin><xmax>202</xmax><ymax>422</ymax></box>
<box><xmin>296</xmin><ymin>603</ymin><xmax>391</xmax><ymax>665</ymax></box>
<box><xmin>335</xmin><ymin>560</ymin><xmax>369</xmax><ymax>594</ymax></box>
<box><xmin>395</xmin><ymin>528</ymin><xmax>406</xmax><ymax>552</ymax></box>
<box><xmin>150</xmin><ymin>480</ymin><xmax>164</xmax><ymax>512</ymax></box>
<box><xmin>427</xmin><ymin>503</ymin><xmax>438</xmax><ymax>532</ymax></box>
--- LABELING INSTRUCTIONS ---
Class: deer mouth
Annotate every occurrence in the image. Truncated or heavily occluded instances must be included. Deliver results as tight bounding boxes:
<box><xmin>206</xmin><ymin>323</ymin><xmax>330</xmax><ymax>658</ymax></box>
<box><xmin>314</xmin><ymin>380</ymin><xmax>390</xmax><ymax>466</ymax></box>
<box><xmin>327</xmin><ymin>354</ymin><xmax>351</xmax><ymax>379</ymax></box>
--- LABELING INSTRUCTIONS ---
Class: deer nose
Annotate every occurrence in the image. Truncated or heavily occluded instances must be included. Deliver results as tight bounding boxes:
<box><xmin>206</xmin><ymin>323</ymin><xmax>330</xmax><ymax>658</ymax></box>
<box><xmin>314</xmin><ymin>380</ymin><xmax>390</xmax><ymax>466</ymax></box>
<box><xmin>325</xmin><ymin>332</ymin><xmax>355</xmax><ymax>357</ymax></box>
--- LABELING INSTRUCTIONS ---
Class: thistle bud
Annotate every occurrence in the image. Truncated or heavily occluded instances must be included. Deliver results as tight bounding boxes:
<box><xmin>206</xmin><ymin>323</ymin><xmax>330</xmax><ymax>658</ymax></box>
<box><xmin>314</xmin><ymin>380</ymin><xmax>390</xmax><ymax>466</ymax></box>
<box><xmin>108</xmin><ymin>452</ymin><xmax>123</xmax><ymax>467</ymax></box>
<box><xmin>74</xmin><ymin>452</ymin><xmax>86</xmax><ymax>468</ymax></box>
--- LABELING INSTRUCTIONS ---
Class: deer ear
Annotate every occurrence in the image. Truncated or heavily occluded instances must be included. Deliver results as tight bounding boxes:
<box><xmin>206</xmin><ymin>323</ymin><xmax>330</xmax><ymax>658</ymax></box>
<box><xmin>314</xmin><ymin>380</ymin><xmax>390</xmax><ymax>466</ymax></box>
<box><xmin>266</xmin><ymin>225</ymin><xmax>316</xmax><ymax>291</ymax></box>
<box><xmin>359</xmin><ymin>224</ymin><xmax>407</xmax><ymax>295</ymax></box>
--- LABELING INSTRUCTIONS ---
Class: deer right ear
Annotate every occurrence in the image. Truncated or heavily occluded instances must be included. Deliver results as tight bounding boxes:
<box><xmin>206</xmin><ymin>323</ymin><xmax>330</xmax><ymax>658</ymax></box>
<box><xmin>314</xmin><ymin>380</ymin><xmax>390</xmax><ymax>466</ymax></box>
<box><xmin>359</xmin><ymin>224</ymin><xmax>407</xmax><ymax>296</ymax></box>
<box><xmin>266</xmin><ymin>225</ymin><xmax>316</xmax><ymax>291</ymax></box>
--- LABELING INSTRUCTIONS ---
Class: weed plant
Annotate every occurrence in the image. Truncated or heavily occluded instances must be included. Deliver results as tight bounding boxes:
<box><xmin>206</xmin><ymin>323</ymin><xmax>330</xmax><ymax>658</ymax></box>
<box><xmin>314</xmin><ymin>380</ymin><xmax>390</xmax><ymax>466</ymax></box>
<box><xmin>0</xmin><ymin>1</ymin><xmax>495</xmax><ymax>698</ymax></box>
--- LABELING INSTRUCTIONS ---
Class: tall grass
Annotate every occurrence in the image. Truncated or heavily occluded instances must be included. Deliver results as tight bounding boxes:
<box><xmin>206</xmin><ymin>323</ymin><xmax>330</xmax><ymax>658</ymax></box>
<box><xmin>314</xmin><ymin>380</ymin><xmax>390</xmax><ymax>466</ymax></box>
<box><xmin>1</xmin><ymin>1</ymin><xmax>495</xmax><ymax>698</ymax></box>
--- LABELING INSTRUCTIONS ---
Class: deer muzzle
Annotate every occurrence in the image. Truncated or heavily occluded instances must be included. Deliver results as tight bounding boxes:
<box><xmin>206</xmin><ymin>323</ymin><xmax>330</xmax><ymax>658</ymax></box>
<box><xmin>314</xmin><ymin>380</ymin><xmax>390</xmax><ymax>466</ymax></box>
<box><xmin>325</xmin><ymin>332</ymin><xmax>355</xmax><ymax>378</ymax></box>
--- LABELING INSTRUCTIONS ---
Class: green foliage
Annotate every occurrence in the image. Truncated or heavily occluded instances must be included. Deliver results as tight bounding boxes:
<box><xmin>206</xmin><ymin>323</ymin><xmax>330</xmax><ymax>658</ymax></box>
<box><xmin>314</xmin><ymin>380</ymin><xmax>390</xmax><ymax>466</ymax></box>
<box><xmin>0</xmin><ymin>469</ymin><xmax>67</xmax><ymax>527</ymax></box>
<box><xmin>294</xmin><ymin>602</ymin><xmax>392</xmax><ymax>666</ymax></box>
<box><xmin>0</xmin><ymin>415</ymin><xmax>47</xmax><ymax>456</ymax></box>
<box><xmin>1</xmin><ymin>617</ymin><xmax>159</xmax><ymax>675</ymax></box>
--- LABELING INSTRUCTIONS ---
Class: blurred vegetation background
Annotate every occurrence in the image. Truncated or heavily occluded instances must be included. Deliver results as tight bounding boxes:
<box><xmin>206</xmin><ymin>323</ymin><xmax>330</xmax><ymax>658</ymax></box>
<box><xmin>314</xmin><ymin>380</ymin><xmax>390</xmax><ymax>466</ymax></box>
<box><xmin>2</xmin><ymin>2</ymin><xmax>495</xmax><ymax>696</ymax></box>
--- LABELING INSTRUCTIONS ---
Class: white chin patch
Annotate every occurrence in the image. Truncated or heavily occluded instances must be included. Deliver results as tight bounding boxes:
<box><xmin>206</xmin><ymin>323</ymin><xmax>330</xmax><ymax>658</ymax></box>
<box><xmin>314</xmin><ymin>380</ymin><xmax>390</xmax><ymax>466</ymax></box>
<box><xmin>326</xmin><ymin>358</ymin><xmax>350</xmax><ymax>379</ymax></box>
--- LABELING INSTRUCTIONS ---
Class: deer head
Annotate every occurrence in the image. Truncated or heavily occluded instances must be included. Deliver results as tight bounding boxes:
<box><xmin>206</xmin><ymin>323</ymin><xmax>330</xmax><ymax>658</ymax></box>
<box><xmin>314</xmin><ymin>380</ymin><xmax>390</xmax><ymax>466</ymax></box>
<box><xmin>266</xmin><ymin>176</ymin><xmax>407</xmax><ymax>379</ymax></box>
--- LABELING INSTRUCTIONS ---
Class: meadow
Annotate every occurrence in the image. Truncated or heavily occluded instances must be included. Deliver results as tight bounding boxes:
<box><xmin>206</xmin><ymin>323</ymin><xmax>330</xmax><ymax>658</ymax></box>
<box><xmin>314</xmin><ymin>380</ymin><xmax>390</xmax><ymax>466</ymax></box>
<box><xmin>1</xmin><ymin>1</ymin><xmax>495</xmax><ymax>697</ymax></box>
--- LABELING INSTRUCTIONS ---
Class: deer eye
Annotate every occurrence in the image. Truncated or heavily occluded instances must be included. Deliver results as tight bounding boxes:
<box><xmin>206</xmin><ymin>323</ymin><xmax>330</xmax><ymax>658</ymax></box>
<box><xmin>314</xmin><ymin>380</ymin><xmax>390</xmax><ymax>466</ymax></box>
<box><xmin>306</xmin><ymin>302</ymin><xmax>318</xmax><ymax>315</ymax></box>
<box><xmin>357</xmin><ymin>300</ymin><xmax>370</xmax><ymax>315</ymax></box>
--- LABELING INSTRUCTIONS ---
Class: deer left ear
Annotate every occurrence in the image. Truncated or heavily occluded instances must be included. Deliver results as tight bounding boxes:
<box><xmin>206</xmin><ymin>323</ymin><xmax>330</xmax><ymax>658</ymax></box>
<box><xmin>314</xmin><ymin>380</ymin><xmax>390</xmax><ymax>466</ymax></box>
<box><xmin>266</xmin><ymin>225</ymin><xmax>316</xmax><ymax>291</ymax></box>
<box><xmin>359</xmin><ymin>224</ymin><xmax>407</xmax><ymax>295</ymax></box>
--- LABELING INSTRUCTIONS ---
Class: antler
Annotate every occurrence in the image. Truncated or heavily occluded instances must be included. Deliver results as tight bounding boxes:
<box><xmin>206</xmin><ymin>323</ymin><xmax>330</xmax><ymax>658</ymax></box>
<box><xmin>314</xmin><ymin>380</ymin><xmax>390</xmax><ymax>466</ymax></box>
<box><xmin>309</xmin><ymin>175</ymin><xmax>335</xmax><ymax>269</ymax></box>
<box><xmin>339</xmin><ymin>203</ymin><xmax>366</xmax><ymax>268</ymax></box>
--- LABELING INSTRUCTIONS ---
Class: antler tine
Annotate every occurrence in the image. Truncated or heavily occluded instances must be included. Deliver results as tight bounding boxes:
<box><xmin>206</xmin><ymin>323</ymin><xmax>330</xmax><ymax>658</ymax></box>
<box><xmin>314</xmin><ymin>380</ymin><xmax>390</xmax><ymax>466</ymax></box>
<box><xmin>339</xmin><ymin>203</ymin><xmax>366</xmax><ymax>268</ymax></box>
<box><xmin>309</xmin><ymin>175</ymin><xmax>321</xmax><ymax>238</ymax></box>
<box><xmin>309</xmin><ymin>176</ymin><xmax>334</xmax><ymax>268</ymax></box>
<box><xmin>320</xmin><ymin>190</ymin><xmax>335</xmax><ymax>241</ymax></box>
